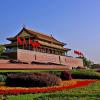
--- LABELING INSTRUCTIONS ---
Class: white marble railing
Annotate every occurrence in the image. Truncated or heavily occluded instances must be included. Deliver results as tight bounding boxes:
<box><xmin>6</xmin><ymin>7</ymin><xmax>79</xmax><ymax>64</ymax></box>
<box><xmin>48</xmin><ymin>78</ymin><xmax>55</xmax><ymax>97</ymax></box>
<box><xmin>5</xmin><ymin>48</ymin><xmax>17</xmax><ymax>53</ymax></box>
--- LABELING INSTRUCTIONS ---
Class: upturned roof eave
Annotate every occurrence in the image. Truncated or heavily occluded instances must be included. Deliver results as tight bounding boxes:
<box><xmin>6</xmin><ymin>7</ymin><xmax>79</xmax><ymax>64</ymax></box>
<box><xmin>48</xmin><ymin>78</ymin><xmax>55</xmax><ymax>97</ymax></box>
<box><xmin>6</xmin><ymin>27</ymin><xmax>66</xmax><ymax>46</ymax></box>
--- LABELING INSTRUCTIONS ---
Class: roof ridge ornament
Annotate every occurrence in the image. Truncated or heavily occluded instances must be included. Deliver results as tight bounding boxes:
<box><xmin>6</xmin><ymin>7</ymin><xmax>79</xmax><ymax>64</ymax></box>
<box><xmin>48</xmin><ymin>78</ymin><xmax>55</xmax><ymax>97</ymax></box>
<box><xmin>50</xmin><ymin>34</ymin><xmax>53</xmax><ymax>37</ymax></box>
<box><xmin>22</xmin><ymin>24</ymin><xmax>26</xmax><ymax>28</ymax></box>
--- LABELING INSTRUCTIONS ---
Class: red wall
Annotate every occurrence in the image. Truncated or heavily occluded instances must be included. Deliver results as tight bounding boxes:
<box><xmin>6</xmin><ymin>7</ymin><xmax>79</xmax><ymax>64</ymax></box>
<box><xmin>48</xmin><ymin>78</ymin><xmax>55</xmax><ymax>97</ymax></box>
<box><xmin>17</xmin><ymin>49</ymin><xmax>83</xmax><ymax>69</ymax></box>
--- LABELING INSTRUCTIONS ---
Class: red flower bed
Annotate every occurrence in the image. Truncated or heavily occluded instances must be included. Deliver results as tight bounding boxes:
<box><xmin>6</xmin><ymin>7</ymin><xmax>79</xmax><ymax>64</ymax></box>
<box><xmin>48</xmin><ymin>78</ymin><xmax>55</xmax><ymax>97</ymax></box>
<box><xmin>0</xmin><ymin>80</ymin><xmax>99</xmax><ymax>95</ymax></box>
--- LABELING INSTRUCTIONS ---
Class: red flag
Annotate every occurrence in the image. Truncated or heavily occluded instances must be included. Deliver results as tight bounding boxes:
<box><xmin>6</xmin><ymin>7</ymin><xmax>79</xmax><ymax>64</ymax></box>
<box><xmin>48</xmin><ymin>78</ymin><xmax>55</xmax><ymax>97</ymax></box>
<box><xmin>78</xmin><ymin>51</ymin><xmax>84</xmax><ymax>56</ymax></box>
<box><xmin>77</xmin><ymin>51</ymin><xmax>81</xmax><ymax>55</ymax></box>
<box><xmin>29</xmin><ymin>38</ymin><xmax>34</xmax><ymax>47</ymax></box>
<box><xmin>80</xmin><ymin>52</ymin><xmax>84</xmax><ymax>56</ymax></box>
<box><xmin>23</xmin><ymin>37</ymin><xmax>27</xmax><ymax>47</ymax></box>
<box><xmin>29</xmin><ymin>39</ymin><xmax>41</xmax><ymax>47</ymax></box>
<box><xmin>34</xmin><ymin>41</ymin><xmax>41</xmax><ymax>47</ymax></box>
<box><xmin>74</xmin><ymin>50</ymin><xmax>84</xmax><ymax>56</ymax></box>
<box><xmin>74</xmin><ymin>50</ymin><xmax>79</xmax><ymax>54</ymax></box>
<box><xmin>36</xmin><ymin>41</ymin><xmax>41</xmax><ymax>47</ymax></box>
<box><xmin>17</xmin><ymin>36</ymin><xmax>23</xmax><ymax>45</ymax></box>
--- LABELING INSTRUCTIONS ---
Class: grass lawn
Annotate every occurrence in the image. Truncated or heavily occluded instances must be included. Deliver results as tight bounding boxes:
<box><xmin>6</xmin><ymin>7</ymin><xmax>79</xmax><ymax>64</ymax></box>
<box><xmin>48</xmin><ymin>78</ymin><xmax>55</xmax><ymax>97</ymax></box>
<box><xmin>0</xmin><ymin>69</ymin><xmax>61</xmax><ymax>73</ymax></box>
<box><xmin>7</xmin><ymin>81</ymin><xmax>100</xmax><ymax>100</ymax></box>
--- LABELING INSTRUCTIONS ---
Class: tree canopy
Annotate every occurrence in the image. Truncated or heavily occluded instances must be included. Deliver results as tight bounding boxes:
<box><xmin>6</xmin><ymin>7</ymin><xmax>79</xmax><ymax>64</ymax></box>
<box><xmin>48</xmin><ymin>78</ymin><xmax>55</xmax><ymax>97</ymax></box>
<box><xmin>77</xmin><ymin>56</ymin><xmax>93</xmax><ymax>68</ymax></box>
<box><xmin>0</xmin><ymin>45</ymin><xmax>5</xmax><ymax>55</ymax></box>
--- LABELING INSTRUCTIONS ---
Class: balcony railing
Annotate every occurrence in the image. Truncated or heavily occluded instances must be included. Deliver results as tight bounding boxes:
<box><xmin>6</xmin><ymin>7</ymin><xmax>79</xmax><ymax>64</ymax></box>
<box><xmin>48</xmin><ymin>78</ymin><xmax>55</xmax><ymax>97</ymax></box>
<box><xmin>5</xmin><ymin>48</ymin><xmax>17</xmax><ymax>53</ymax></box>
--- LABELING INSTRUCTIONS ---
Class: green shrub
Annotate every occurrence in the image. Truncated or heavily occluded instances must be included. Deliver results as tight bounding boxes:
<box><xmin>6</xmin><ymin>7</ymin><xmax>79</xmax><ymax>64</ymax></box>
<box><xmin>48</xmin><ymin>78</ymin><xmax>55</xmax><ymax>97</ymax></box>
<box><xmin>71</xmin><ymin>69</ymin><xmax>100</xmax><ymax>79</ymax></box>
<box><xmin>60</xmin><ymin>71</ymin><xmax>72</xmax><ymax>80</ymax></box>
<box><xmin>0</xmin><ymin>55</ymin><xmax>9</xmax><ymax>59</ymax></box>
<box><xmin>96</xmin><ymin>69</ymin><xmax>100</xmax><ymax>73</ymax></box>
<box><xmin>6</xmin><ymin>73</ymin><xmax>62</xmax><ymax>87</ymax></box>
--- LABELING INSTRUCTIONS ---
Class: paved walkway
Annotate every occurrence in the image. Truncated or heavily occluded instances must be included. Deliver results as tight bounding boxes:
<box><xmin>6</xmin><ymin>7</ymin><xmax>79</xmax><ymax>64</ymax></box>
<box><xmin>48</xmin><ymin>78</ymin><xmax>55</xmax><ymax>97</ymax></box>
<box><xmin>0</xmin><ymin>60</ymin><xmax>69</xmax><ymax>70</ymax></box>
<box><xmin>0</xmin><ymin>63</ymin><xmax>69</xmax><ymax>70</ymax></box>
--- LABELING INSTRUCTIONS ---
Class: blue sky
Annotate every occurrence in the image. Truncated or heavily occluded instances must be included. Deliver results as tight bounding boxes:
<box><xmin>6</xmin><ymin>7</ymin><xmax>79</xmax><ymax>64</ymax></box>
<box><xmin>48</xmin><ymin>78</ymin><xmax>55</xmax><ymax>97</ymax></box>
<box><xmin>0</xmin><ymin>0</ymin><xmax>100</xmax><ymax>63</ymax></box>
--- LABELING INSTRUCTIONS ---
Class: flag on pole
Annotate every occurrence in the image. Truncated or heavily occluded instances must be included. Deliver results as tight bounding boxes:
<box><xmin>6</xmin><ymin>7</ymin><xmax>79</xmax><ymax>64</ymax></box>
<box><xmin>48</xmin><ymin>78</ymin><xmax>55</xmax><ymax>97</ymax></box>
<box><xmin>34</xmin><ymin>41</ymin><xmax>41</xmax><ymax>47</ymax></box>
<box><xmin>29</xmin><ymin>38</ymin><xmax>41</xmax><ymax>47</ymax></box>
<box><xmin>74</xmin><ymin>50</ymin><xmax>84</xmax><ymax>56</ymax></box>
<box><xmin>29</xmin><ymin>38</ymin><xmax>33</xmax><ymax>46</ymax></box>
<box><xmin>80</xmin><ymin>52</ymin><xmax>84</xmax><ymax>56</ymax></box>
<box><xmin>17</xmin><ymin>36</ymin><xmax>23</xmax><ymax>45</ymax></box>
<box><xmin>74</xmin><ymin>50</ymin><xmax>79</xmax><ymax>55</ymax></box>
<box><xmin>23</xmin><ymin>37</ymin><xmax>27</xmax><ymax>47</ymax></box>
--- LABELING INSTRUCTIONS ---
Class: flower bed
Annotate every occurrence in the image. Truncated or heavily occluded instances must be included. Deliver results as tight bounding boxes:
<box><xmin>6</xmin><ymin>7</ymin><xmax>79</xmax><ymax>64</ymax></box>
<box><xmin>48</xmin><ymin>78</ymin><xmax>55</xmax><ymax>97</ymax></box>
<box><xmin>0</xmin><ymin>82</ymin><xmax>5</xmax><ymax>86</ymax></box>
<box><xmin>0</xmin><ymin>80</ymin><xmax>99</xmax><ymax>95</ymax></box>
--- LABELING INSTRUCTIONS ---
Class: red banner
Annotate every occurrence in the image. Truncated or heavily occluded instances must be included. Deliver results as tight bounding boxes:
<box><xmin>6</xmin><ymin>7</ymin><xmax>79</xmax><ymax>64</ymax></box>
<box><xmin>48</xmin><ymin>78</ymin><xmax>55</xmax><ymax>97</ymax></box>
<box><xmin>17</xmin><ymin>37</ymin><xmax>23</xmax><ymax>45</ymax></box>
<box><xmin>74</xmin><ymin>50</ymin><xmax>83</xmax><ymax>56</ymax></box>
<box><xmin>23</xmin><ymin>37</ymin><xmax>27</xmax><ymax>47</ymax></box>
<box><xmin>29</xmin><ymin>38</ymin><xmax>41</xmax><ymax>47</ymax></box>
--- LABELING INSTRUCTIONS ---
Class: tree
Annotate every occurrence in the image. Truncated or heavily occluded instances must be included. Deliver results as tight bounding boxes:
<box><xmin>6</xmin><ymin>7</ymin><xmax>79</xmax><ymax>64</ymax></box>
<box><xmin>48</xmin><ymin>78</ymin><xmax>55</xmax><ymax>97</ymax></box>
<box><xmin>83</xmin><ymin>57</ymin><xmax>93</xmax><ymax>67</ymax></box>
<box><xmin>91</xmin><ymin>64</ymin><xmax>100</xmax><ymax>69</ymax></box>
<box><xmin>77</xmin><ymin>56</ymin><xmax>94</xmax><ymax>68</ymax></box>
<box><xmin>0</xmin><ymin>45</ymin><xmax>5</xmax><ymax>56</ymax></box>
